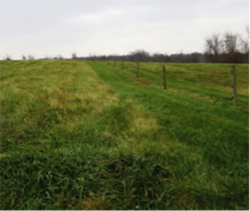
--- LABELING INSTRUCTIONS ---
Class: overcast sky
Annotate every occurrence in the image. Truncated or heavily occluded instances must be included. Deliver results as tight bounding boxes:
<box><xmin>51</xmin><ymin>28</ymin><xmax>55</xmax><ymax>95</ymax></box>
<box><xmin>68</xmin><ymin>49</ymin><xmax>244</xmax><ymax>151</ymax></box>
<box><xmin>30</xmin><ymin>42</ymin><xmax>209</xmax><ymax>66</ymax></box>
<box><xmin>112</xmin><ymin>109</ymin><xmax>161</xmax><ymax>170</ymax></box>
<box><xmin>0</xmin><ymin>0</ymin><xmax>249</xmax><ymax>59</ymax></box>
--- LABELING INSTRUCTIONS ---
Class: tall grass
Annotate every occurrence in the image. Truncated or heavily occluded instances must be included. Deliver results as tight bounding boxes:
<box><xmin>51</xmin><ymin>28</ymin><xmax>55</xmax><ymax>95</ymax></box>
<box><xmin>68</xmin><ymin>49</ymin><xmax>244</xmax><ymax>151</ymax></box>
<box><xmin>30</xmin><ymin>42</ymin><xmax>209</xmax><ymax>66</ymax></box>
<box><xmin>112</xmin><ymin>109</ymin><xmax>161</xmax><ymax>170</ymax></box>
<box><xmin>0</xmin><ymin>60</ymin><xmax>248</xmax><ymax>209</ymax></box>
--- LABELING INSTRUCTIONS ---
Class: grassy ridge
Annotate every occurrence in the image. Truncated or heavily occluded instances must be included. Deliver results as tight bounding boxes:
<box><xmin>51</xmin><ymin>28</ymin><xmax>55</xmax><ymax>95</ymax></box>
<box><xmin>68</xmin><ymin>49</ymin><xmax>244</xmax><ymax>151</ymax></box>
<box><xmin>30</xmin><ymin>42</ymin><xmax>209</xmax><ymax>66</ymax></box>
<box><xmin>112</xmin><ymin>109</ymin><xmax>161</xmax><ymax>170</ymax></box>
<box><xmin>0</xmin><ymin>60</ymin><xmax>249</xmax><ymax>209</ymax></box>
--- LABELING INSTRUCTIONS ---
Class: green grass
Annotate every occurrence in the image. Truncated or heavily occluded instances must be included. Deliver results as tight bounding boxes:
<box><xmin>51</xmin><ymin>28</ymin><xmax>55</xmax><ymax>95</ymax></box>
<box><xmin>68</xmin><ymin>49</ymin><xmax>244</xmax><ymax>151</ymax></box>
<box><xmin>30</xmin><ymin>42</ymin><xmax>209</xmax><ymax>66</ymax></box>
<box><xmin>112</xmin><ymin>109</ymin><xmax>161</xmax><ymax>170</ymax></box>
<box><xmin>111</xmin><ymin>61</ymin><xmax>249</xmax><ymax>107</ymax></box>
<box><xmin>0</xmin><ymin>60</ymin><xmax>249</xmax><ymax>210</ymax></box>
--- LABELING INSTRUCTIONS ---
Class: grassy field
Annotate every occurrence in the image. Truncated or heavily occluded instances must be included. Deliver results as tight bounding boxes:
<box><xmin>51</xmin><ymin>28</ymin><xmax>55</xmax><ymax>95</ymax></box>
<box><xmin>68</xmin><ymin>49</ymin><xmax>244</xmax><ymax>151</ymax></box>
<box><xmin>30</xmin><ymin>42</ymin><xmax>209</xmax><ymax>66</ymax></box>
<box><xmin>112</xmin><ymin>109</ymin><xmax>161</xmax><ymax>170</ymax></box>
<box><xmin>109</xmin><ymin>61</ymin><xmax>249</xmax><ymax>107</ymax></box>
<box><xmin>0</xmin><ymin>60</ymin><xmax>249</xmax><ymax>210</ymax></box>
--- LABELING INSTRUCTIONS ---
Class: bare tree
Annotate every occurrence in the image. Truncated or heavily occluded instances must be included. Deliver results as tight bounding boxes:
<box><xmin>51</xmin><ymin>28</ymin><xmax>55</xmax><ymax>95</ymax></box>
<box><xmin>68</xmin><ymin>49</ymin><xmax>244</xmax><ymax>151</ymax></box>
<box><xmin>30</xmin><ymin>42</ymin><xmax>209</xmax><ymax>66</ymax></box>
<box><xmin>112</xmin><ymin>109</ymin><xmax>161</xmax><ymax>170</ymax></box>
<box><xmin>223</xmin><ymin>32</ymin><xmax>239</xmax><ymax>53</ymax></box>
<box><xmin>129</xmin><ymin>50</ymin><xmax>150</xmax><ymax>62</ymax></box>
<box><xmin>204</xmin><ymin>30</ymin><xmax>249</xmax><ymax>63</ymax></box>
<box><xmin>246</xmin><ymin>25</ymin><xmax>250</xmax><ymax>63</ymax></box>
<box><xmin>204</xmin><ymin>34</ymin><xmax>223</xmax><ymax>63</ymax></box>
<box><xmin>237</xmin><ymin>27</ymin><xmax>249</xmax><ymax>63</ymax></box>
<box><xmin>222</xmin><ymin>32</ymin><xmax>242</xmax><ymax>63</ymax></box>
<box><xmin>72</xmin><ymin>53</ymin><xmax>77</xmax><ymax>60</ymax></box>
<box><xmin>4</xmin><ymin>55</ymin><xmax>11</xmax><ymax>60</ymax></box>
<box><xmin>22</xmin><ymin>55</ymin><xmax>26</xmax><ymax>60</ymax></box>
<box><xmin>247</xmin><ymin>26</ymin><xmax>249</xmax><ymax>38</ymax></box>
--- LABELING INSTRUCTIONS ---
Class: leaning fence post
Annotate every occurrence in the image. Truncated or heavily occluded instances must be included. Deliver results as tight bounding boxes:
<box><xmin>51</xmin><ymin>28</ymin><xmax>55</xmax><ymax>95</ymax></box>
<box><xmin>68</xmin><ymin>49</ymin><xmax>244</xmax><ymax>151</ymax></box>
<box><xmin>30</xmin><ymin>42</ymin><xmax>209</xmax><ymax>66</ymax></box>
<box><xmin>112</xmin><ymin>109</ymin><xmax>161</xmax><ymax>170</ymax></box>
<box><xmin>231</xmin><ymin>65</ymin><xmax>237</xmax><ymax>106</ymax></box>
<box><xmin>136</xmin><ymin>61</ymin><xmax>139</xmax><ymax>77</ymax></box>
<box><xmin>163</xmin><ymin>65</ymin><xmax>167</xmax><ymax>89</ymax></box>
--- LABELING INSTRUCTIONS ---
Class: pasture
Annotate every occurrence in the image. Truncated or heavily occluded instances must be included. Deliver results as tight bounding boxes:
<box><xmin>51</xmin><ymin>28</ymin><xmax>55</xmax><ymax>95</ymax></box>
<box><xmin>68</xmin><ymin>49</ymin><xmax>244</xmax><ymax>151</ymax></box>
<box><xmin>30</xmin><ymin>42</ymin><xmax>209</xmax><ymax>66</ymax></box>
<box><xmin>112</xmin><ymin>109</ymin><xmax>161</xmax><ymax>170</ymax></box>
<box><xmin>0</xmin><ymin>60</ymin><xmax>248</xmax><ymax>209</ymax></box>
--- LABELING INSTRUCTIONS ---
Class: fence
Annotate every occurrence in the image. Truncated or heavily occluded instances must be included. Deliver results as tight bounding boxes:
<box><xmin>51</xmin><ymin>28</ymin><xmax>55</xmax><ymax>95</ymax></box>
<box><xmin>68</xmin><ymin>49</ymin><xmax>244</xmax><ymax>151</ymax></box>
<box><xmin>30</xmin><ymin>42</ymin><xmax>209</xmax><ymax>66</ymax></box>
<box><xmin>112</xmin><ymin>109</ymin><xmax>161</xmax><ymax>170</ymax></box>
<box><xmin>100</xmin><ymin>61</ymin><xmax>250</xmax><ymax>107</ymax></box>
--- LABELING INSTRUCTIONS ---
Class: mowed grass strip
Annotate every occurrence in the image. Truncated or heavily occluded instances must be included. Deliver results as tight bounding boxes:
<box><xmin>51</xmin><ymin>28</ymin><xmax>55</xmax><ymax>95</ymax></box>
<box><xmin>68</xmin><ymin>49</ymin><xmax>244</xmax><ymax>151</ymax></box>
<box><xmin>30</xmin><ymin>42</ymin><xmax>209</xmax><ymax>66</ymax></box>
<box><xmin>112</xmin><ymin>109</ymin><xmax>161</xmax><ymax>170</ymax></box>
<box><xmin>89</xmin><ymin>61</ymin><xmax>249</xmax><ymax>209</ymax></box>
<box><xmin>106</xmin><ymin>61</ymin><xmax>249</xmax><ymax>108</ymax></box>
<box><xmin>0</xmin><ymin>60</ymin><xmax>249</xmax><ymax>210</ymax></box>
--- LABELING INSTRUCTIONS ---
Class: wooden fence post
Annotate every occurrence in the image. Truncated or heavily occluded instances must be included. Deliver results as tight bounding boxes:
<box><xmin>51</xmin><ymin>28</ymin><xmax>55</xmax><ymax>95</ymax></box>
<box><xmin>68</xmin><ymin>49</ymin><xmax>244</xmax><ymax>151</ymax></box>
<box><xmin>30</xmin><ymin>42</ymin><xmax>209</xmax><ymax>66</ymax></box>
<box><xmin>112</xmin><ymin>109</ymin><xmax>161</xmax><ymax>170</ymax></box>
<box><xmin>136</xmin><ymin>61</ymin><xmax>139</xmax><ymax>77</ymax></box>
<box><xmin>163</xmin><ymin>65</ymin><xmax>167</xmax><ymax>89</ymax></box>
<box><xmin>231</xmin><ymin>65</ymin><xmax>237</xmax><ymax>106</ymax></box>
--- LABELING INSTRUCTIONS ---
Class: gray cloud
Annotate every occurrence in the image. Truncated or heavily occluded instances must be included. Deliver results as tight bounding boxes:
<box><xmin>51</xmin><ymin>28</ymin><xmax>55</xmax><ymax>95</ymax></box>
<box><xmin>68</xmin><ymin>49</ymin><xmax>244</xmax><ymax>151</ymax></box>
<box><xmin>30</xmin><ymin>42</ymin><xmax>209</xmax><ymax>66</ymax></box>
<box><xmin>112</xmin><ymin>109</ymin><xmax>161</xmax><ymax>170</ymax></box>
<box><xmin>0</xmin><ymin>0</ymin><xmax>248</xmax><ymax>59</ymax></box>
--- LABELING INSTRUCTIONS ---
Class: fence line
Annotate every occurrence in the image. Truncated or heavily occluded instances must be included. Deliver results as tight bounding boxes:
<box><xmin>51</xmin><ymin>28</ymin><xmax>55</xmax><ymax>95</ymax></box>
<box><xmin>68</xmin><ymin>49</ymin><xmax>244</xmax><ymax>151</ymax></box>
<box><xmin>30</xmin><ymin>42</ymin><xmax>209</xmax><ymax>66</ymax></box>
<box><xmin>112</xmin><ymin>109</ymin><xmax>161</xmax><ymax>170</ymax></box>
<box><xmin>103</xmin><ymin>61</ymin><xmax>241</xmax><ymax>106</ymax></box>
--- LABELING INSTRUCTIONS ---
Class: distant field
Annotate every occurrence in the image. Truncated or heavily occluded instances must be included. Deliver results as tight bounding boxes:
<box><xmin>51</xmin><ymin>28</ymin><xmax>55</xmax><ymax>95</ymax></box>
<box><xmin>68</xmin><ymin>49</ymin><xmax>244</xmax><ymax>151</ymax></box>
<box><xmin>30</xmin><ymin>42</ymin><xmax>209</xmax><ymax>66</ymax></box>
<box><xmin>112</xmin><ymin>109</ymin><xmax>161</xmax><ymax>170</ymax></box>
<box><xmin>0</xmin><ymin>60</ymin><xmax>249</xmax><ymax>210</ymax></box>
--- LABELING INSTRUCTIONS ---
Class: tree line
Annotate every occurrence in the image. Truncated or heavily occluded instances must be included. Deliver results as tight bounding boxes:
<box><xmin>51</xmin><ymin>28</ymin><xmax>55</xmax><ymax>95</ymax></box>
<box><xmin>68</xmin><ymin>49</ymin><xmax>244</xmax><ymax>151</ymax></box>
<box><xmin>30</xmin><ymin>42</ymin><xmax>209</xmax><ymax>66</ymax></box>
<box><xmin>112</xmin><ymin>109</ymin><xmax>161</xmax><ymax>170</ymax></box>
<box><xmin>3</xmin><ymin>28</ymin><xmax>249</xmax><ymax>64</ymax></box>
<box><xmin>204</xmin><ymin>28</ymin><xmax>249</xmax><ymax>63</ymax></box>
<box><xmin>86</xmin><ymin>28</ymin><xmax>249</xmax><ymax>64</ymax></box>
<box><xmin>85</xmin><ymin>51</ymin><xmax>204</xmax><ymax>63</ymax></box>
